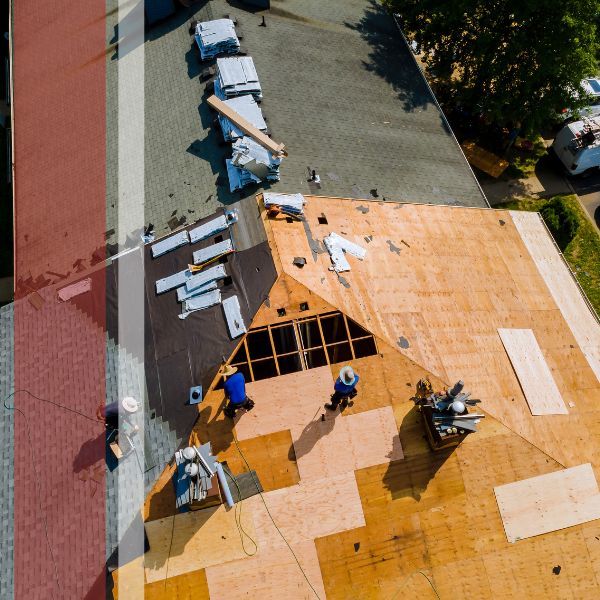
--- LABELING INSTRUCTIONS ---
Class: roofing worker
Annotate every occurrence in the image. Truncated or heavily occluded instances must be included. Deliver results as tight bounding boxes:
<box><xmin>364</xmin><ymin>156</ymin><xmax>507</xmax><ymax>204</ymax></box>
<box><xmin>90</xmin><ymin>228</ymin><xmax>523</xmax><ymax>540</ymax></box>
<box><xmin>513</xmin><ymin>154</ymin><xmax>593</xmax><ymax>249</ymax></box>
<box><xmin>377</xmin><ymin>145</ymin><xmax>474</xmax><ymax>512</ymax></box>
<box><xmin>222</xmin><ymin>365</ymin><xmax>255</xmax><ymax>418</ymax></box>
<box><xmin>325</xmin><ymin>366</ymin><xmax>359</xmax><ymax>412</ymax></box>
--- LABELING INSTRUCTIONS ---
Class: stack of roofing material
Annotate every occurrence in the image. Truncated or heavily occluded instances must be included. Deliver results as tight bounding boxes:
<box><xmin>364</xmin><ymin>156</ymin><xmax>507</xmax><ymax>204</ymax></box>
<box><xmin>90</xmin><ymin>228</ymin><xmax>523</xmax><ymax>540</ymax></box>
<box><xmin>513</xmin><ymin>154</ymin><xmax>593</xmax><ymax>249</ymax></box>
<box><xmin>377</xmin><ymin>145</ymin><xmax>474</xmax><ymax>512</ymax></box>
<box><xmin>194</xmin><ymin>19</ymin><xmax>240</xmax><ymax>60</ymax></box>
<box><xmin>218</xmin><ymin>96</ymin><xmax>267</xmax><ymax>142</ymax></box>
<box><xmin>180</xmin><ymin>289</ymin><xmax>222</xmax><ymax>319</ymax></box>
<box><xmin>263</xmin><ymin>192</ymin><xmax>305</xmax><ymax>215</ymax></box>
<box><xmin>215</xmin><ymin>56</ymin><xmax>262</xmax><ymax>101</ymax></box>
<box><xmin>226</xmin><ymin>159</ymin><xmax>261</xmax><ymax>192</ymax></box>
<box><xmin>231</xmin><ymin>137</ymin><xmax>282</xmax><ymax>183</ymax></box>
<box><xmin>174</xmin><ymin>443</ymin><xmax>219</xmax><ymax>507</ymax></box>
<box><xmin>222</xmin><ymin>295</ymin><xmax>246</xmax><ymax>338</ymax></box>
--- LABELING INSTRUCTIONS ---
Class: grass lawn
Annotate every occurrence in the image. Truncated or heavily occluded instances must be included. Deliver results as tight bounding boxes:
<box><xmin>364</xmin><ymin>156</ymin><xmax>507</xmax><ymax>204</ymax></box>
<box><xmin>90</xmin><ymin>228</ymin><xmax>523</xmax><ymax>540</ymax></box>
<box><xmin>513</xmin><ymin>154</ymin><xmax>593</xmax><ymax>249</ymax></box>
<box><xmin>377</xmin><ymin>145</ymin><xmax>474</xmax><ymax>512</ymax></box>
<box><xmin>500</xmin><ymin>195</ymin><xmax>600</xmax><ymax>316</ymax></box>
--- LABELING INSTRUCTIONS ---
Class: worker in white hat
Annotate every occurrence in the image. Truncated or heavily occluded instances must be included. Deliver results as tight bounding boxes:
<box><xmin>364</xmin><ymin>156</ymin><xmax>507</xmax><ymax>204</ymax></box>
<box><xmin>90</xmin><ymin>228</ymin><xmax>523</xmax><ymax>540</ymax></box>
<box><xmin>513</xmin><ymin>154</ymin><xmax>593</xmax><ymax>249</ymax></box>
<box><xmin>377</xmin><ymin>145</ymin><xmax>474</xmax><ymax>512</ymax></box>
<box><xmin>221</xmin><ymin>364</ymin><xmax>255</xmax><ymax>419</ymax></box>
<box><xmin>325</xmin><ymin>365</ymin><xmax>360</xmax><ymax>412</ymax></box>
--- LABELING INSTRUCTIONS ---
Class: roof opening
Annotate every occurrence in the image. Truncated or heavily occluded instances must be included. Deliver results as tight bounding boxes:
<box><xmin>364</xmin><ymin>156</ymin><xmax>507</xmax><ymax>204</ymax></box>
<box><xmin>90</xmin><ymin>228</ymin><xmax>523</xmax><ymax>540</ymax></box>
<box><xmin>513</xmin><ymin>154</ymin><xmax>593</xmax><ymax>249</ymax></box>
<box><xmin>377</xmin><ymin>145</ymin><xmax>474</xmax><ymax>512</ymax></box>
<box><xmin>277</xmin><ymin>308</ymin><xmax>287</xmax><ymax>317</ymax></box>
<box><xmin>214</xmin><ymin>234</ymin><xmax>224</xmax><ymax>243</ymax></box>
<box><xmin>222</xmin><ymin>275</ymin><xmax>233</xmax><ymax>286</ymax></box>
<box><xmin>218</xmin><ymin>311</ymin><xmax>378</xmax><ymax>384</ymax></box>
<box><xmin>318</xmin><ymin>215</ymin><xmax>328</xmax><ymax>225</ymax></box>
<box><xmin>299</xmin><ymin>302</ymin><xmax>309</xmax><ymax>311</ymax></box>
<box><xmin>219</xmin><ymin>254</ymin><xmax>229</xmax><ymax>264</ymax></box>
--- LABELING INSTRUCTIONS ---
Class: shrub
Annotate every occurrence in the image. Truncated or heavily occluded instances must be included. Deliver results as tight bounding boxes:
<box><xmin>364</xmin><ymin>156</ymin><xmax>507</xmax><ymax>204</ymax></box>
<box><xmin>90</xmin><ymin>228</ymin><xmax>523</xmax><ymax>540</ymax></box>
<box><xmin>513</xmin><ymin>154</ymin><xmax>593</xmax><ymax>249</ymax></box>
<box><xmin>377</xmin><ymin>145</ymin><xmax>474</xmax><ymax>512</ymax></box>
<box><xmin>540</xmin><ymin>197</ymin><xmax>580</xmax><ymax>251</ymax></box>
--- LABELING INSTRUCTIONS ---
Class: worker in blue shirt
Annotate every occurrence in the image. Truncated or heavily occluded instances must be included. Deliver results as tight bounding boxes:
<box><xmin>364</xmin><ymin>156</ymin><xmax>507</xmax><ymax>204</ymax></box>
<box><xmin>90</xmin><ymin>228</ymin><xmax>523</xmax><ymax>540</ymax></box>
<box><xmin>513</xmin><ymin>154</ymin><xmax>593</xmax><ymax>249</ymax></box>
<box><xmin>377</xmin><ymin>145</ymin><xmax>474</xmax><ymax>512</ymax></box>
<box><xmin>222</xmin><ymin>365</ymin><xmax>255</xmax><ymax>418</ymax></box>
<box><xmin>325</xmin><ymin>366</ymin><xmax>359</xmax><ymax>412</ymax></box>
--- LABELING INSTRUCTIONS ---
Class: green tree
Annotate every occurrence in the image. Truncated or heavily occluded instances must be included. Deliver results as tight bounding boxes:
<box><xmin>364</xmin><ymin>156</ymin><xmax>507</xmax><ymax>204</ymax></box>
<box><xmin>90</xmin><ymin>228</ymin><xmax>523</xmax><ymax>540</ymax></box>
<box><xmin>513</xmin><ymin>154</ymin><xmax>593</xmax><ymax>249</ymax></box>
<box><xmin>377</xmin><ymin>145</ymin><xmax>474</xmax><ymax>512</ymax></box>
<box><xmin>384</xmin><ymin>0</ymin><xmax>600</xmax><ymax>131</ymax></box>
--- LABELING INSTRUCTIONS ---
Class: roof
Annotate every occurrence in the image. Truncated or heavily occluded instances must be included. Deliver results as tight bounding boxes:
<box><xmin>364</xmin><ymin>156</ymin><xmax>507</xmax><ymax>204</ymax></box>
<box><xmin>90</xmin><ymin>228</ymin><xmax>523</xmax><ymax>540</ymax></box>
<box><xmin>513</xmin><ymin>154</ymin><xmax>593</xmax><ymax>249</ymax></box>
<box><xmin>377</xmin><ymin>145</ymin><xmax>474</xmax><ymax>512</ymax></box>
<box><xmin>131</xmin><ymin>194</ymin><xmax>600</xmax><ymax>599</ymax></box>
<box><xmin>109</xmin><ymin>0</ymin><xmax>487</xmax><ymax>254</ymax></box>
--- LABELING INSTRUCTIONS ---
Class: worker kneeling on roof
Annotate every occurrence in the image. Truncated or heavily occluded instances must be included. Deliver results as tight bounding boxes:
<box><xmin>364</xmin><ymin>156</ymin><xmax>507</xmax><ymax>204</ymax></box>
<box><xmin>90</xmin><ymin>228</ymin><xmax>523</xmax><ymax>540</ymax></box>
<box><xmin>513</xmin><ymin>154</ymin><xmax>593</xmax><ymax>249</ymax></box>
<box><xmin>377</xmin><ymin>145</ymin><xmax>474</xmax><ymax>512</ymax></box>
<box><xmin>325</xmin><ymin>366</ymin><xmax>359</xmax><ymax>412</ymax></box>
<box><xmin>222</xmin><ymin>365</ymin><xmax>255</xmax><ymax>418</ymax></box>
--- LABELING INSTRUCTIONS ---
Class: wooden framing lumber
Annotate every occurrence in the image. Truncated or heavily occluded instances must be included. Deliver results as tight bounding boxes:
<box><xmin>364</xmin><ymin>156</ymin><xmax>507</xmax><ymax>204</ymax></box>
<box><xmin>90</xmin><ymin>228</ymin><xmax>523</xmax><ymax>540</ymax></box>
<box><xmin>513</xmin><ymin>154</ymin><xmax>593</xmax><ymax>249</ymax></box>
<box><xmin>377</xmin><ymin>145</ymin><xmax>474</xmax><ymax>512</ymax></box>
<box><xmin>207</xmin><ymin>94</ymin><xmax>287</xmax><ymax>156</ymax></box>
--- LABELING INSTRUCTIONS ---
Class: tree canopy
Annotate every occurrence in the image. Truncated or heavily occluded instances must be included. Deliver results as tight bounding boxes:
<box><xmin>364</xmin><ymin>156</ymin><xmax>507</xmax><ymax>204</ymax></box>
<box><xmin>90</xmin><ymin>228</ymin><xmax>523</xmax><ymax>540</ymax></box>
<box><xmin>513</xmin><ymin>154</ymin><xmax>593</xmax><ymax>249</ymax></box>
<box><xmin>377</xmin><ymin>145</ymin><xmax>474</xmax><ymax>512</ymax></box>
<box><xmin>384</xmin><ymin>0</ymin><xmax>600</xmax><ymax>131</ymax></box>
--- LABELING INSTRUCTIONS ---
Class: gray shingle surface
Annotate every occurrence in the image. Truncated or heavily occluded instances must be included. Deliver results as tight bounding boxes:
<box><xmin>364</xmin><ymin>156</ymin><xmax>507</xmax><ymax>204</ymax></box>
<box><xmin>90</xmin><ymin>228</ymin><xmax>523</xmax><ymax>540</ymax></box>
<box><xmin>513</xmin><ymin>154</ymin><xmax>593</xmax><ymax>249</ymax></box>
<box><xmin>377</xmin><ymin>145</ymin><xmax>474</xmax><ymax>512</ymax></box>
<box><xmin>105</xmin><ymin>0</ymin><xmax>486</xmax><ymax>249</ymax></box>
<box><xmin>0</xmin><ymin>304</ymin><xmax>14</xmax><ymax>600</ymax></box>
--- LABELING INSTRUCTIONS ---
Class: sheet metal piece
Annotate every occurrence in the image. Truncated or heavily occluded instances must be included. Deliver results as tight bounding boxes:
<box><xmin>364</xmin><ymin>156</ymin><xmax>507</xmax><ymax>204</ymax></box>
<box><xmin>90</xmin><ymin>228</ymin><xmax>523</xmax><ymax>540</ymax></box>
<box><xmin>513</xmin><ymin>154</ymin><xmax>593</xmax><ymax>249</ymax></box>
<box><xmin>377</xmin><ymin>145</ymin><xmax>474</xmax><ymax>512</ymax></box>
<box><xmin>176</xmin><ymin>280</ymin><xmax>218</xmax><ymax>303</ymax></box>
<box><xmin>189</xmin><ymin>215</ymin><xmax>229</xmax><ymax>244</ymax></box>
<box><xmin>156</xmin><ymin>268</ymin><xmax>192</xmax><ymax>294</ymax></box>
<box><xmin>185</xmin><ymin>264</ymin><xmax>227</xmax><ymax>292</ymax></box>
<box><xmin>193</xmin><ymin>239</ymin><xmax>234</xmax><ymax>266</ymax></box>
<box><xmin>151</xmin><ymin>230</ymin><xmax>190</xmax><ymax>258</ymax></box>
<box><xmin>222</xmin><ymin>295</ymin><xmax>246</xmax><ymax>338</ymax></box>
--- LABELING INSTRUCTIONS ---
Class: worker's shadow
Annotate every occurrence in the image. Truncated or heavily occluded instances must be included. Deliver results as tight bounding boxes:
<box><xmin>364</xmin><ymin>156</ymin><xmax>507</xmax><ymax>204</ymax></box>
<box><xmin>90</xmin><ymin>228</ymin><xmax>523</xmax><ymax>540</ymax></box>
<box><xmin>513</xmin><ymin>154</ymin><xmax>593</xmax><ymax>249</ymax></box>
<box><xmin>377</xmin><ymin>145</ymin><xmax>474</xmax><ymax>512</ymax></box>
<box><xmin>288</xmin><ymin>410</ymin><xmax>338</xmax><ymax>461</ymax></box>
<box><xmin>382</xmin><ymin>404</ymin><xmax>455</xmax><ymax>501</ymax></box>
<box><xmin>72</xmin><ymin>430</ymin><xmax>107</xmax><ymax>473</ymax></box>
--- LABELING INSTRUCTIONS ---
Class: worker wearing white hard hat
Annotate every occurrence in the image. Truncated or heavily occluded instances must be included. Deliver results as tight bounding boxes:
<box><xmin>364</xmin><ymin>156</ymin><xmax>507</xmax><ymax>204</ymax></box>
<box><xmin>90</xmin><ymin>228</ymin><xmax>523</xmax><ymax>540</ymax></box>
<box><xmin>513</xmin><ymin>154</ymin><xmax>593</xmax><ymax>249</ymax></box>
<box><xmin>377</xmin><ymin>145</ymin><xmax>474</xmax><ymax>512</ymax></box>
<box><xmin>324</xmin><ymin>365</ymin><xmax>360</xmax><ymax>412</ymax></box>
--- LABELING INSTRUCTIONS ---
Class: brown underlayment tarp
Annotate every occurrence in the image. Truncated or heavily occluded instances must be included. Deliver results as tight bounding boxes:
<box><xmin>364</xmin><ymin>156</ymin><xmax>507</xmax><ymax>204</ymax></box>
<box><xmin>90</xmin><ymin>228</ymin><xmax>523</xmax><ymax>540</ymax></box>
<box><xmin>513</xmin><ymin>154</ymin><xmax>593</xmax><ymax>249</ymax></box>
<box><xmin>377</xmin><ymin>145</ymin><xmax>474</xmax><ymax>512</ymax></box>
<box><xmin>71</xmin><ymin>212</ymin><xmax>277</xmax><ymax>440</ymax></box>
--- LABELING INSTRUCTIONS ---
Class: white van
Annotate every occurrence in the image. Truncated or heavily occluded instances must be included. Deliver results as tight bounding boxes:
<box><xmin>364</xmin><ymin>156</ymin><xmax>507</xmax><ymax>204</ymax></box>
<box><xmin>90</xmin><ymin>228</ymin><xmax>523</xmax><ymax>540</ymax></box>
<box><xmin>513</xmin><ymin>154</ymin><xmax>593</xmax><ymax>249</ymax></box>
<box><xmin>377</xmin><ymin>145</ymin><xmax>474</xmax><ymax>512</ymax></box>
<box><xmin>551</xmin><ymin>117</ymin><xmax>600</xmax><ymax>175</ymax></box>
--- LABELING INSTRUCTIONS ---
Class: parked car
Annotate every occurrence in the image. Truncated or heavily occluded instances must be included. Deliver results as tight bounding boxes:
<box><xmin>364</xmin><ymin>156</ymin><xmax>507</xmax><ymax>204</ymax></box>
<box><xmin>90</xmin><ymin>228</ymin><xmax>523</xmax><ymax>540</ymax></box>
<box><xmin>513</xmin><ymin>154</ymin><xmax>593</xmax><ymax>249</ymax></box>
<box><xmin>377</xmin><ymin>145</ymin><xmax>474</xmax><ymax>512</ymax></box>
<box><xmin>562</xmin><ymin>78</ymin><xmax>600</xmax><ymax>121</ymax></box>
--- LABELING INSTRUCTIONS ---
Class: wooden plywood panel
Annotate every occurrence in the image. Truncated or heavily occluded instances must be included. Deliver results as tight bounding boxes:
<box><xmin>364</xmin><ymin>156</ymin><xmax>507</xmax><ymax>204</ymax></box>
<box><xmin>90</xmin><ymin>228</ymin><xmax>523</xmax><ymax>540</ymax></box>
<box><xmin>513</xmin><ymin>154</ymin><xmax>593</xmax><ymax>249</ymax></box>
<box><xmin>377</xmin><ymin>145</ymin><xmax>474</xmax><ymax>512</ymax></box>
<box><xmin>205</xmin><ymin>540</ymin><xmax>326</xmax><ymax>600</ymax></box>
<box><xmin>291</xmin><ymin>406</ymin><xmax>403</xmax><ymax>481</ymax></box>
<box><xmin>510</xmin><ymin>210</ymin><xmax>600</xmax><ymax>382</ymax></box>
<box><xmin>144</xmin><ymin>569</ymin><xmax>210</xmax><ymax>600</ymax></box>
<box><xmin>494</xmin><ymin>463</ymin><xmax>600</xmax><ymax>543</ymax></box>
<box><xmin>144</xmin><ymin>504</ymin><xmax>257</xmax><ymax>583</ymax></box>
<box><xmin>498</xmin><ymin>328</ymin><xmax>567</xmax><ymax>415</ymax></box>
<box><xmin>235</xmin><ymin>367</ymin><xmax>334</xmax><ymax>441</ymax></box>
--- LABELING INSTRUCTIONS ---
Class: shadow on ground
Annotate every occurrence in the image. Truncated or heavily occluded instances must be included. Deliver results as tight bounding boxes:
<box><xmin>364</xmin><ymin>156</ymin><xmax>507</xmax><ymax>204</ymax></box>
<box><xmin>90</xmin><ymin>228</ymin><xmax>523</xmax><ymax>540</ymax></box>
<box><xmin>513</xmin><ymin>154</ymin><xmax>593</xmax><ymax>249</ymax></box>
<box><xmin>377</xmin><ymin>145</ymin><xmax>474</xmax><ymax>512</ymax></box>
<box><xmin>345</xmin><ymin>0</ymin><xmax>431</xmax><ymax>112</ymax></box>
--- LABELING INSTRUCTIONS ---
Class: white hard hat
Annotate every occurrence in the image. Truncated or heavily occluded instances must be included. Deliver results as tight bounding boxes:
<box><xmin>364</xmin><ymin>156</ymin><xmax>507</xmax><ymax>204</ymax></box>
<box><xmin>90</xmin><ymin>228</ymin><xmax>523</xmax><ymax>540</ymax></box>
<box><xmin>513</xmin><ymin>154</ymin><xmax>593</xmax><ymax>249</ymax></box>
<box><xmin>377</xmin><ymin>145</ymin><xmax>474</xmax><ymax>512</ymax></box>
<box><xmin>182</xmin><ymin>447</ymin><xmax>196</xmax><ymax>461</ymax></box>
<box><xmin>122</xmin><ymin>396</ymin><xmax>139</xmax><ymax>414</ymax></box>
<box><xmin>185</xmin><ymin>463</ymin><xmax>199</xmax><ymax>477</ymax></box>
<box><xmin>451</xmin><ymin>400</ymin><xmax>465</xmax><ymax>414</ymax></box>
<box><xmin>339</xmin><ymin>366</ymin><xmax>355</xmax><ymax>385</ymax></box>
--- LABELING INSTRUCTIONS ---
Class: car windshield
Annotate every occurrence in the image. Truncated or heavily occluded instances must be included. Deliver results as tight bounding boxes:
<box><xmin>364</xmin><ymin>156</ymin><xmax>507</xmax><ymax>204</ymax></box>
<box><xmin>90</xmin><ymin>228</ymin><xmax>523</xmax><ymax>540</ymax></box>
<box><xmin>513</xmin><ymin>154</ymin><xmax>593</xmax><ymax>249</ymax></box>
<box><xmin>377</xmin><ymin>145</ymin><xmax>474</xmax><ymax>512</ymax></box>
<box><xmin>588</xmin><ymin>79</ymin><xmax>600</xmax><ymax>93</ymax></box>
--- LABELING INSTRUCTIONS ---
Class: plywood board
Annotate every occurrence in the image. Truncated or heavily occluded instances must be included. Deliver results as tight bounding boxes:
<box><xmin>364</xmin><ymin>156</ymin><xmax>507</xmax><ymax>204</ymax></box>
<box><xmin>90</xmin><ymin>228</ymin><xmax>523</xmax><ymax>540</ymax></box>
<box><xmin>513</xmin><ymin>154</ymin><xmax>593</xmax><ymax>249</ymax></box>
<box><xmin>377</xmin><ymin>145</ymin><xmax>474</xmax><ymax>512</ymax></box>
<box><xmin>205</xmin><ymin>540</ymin><xmax>326</xmax><ymax>600</ymax></box>
<box><xmin>291</xmin><ymin>406</ymin><xmax>403</xmax><ymax>481</ymax></box>
<box><xmin>497</xmin><ymin>328</ymin><xmax>568</xmax><ymax>415</ymax></box>
<box><xmin>510</xmin><ymin>210</ymin><xmax>600</xmax><ymax>383</ymax></box>
<box><xmin>235</xmin><ymin>366</ymin><xmax>334</xmax><ymax>441</ymax></box>
<box><xmin>144</xmin><ymin>504</ymin><xmax>256</xmax><ymax>583</ymax></box>
<box><xmin>494</xmin><ymin>463</ymin><xmax>600</xmax><ymax>542</ymax></box>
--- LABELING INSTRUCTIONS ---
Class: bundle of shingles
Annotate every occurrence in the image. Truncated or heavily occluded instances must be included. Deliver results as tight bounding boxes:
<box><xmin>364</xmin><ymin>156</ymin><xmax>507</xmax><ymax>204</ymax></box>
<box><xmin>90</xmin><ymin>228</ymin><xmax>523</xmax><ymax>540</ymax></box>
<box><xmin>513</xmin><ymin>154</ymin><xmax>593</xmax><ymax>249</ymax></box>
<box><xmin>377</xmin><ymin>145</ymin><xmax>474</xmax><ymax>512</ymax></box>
<box><xmin>215</xmin><ymin>56</ymin><xmax>262</xmax><ymax>101</ymax></box>
<box><xmin>263</xmin><ymin>192</ymin><xmax>305</xmax><ymax>216</ymax></box>
<box><xmin>194</xmin><ymin>19</ymin><xmax>240</xmax><ymax>60</ymax></box>
<box><xmin>227</xmin><ymin>137</ymin><xmax>282</xmax><ymax>192</ymax></box>
<box><xmin>218</xmin><ymin>95</ymin><xmax>267</xmax><ymax>142</ymax></box>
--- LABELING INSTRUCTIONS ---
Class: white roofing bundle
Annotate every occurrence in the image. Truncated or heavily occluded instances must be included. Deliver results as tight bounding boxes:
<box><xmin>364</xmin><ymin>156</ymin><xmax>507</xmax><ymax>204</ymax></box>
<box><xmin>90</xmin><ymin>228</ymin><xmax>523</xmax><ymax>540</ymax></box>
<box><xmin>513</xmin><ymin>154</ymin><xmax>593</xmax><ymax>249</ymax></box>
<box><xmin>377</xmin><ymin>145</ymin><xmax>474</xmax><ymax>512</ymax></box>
<box><xmin>218</xmin><ymin>95</ymin><xmax>267</xmax><ymax>142</ymax></box>
<box><xmin>194</xmin><ymin>19</ymin><xmax>240</xmax><ymax>60</ymax></box>
<box><xmin>263</xmin><ymin>192</ymin><xmax>305</xmax><ymax>214</ymax></box>
<box><xmin>226</xmin><ymin>159</ymin><xmax>261</xmax><ymax>192</ymax></box>
<box><xmin>215</xmin><ymin>57</ymin><xmax>262</xmax><ymax>100</ymax></box>
<box><xmin>179</xmin><ymin>289</ymin><xmax>222</xmax><ymax>320</ymax></box>
<box><xmin>231</xmin><ymin>137</ymin><xmax>282</xmax><ymax>182</ymax></box>
<box><xmin>323</xmin><ymin>232</ymin><xmax>367</xmax><ymax>273</ymax></box>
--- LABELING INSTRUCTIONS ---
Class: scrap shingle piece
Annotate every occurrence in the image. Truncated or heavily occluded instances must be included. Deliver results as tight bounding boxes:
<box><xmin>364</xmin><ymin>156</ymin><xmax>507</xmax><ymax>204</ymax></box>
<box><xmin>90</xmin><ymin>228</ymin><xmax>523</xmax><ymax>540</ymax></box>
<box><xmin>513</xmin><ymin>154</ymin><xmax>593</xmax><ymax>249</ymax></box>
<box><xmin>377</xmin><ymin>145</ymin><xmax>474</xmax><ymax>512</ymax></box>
<box><xmin>323</xmin><ymin>232</ymin><xmax>366</xmax><ymax>273</ymax></box>
<box><xmin>494</xmin><ymin>463</ymin><xmax>600</xmax><ymax>543</ymax></box>
<box><xmin>151</xmin><ymin>230</ymin><xmax>190</xmax><ymax>258</ymax></box>
<box><xmin>222</xmin><ymin>295</ymin><xmax>246</xmax><ymax>338</ymax></box>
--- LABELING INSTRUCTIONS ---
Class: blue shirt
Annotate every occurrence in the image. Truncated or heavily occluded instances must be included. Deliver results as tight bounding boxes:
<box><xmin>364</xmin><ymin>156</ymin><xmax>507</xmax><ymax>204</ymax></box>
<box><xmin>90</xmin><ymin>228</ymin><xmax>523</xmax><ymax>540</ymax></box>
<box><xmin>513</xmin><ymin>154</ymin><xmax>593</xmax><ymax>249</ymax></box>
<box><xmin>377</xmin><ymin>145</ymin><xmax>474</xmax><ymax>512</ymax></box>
<box><xmin>224</xmin><ymin>372</ymin><xmax>247</xmax><ymax>404</ymax></box>
<box><xmin>334</xmin><ymin>374</ymin><xmax>359</xmax><ymax>394</ymax></box>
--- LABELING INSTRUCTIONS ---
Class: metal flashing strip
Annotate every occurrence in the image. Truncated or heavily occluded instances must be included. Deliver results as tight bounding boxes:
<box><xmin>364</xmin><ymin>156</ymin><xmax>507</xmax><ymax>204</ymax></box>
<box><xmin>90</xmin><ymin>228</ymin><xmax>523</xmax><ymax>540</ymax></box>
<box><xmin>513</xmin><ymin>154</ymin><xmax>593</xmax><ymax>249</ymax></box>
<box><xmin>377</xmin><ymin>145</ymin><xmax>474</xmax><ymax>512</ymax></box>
<box><xmin>176</xmin><ymin>280</ymin><xmax>218</xmax><ymax>303</ymax></box>
<box><xmin>222</xmin><ymin>295</ymin><xmax>246</xmax><ymax>338</ymax></box>
<box><xmin>193</xmin><ymin>239</ymin><xmax>234</xmax><ymax>266</ymax></box>
<box><xmin>151</xmin><ymin>230</ymin><xmax>189</xmax><ymax>258</ymax></box>
<box><xmin>185</xmin><ymin>264</ymin><xmax>227</xmax><ymax>292</ymax></box>
<box><xmin>156</xmin><ymin>268</ymin><xmax>191</xmax><ymax>294</ymax></box>
<box><xmin>189</xmin><ymin>215</ymin><xmax>229</xmax><ymax>244</ymax></box>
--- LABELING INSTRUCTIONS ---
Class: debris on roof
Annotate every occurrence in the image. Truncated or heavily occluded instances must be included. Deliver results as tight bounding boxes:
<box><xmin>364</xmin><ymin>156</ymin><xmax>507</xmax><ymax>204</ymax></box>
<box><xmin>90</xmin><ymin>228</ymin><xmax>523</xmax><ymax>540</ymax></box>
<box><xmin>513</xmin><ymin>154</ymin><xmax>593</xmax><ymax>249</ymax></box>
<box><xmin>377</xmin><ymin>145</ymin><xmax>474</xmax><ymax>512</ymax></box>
<box><xmin>222</xmin><ymin>295</ymin><xmax>246</xmax><ymax>338</ymax></box>
<box><xmin>194</xmin><ymin>19</ymin><xmax>240</xmax><ymax>60</ymax></box>
<box><xmin>215</xmin><ymin>56</ymin><xmax>262</xmax><ymax>101</ymax></box>
<box><xmin>323</xmin><ymin>232</ymin><xmax>366</xmax><ymax>272</ymax></box>
<box><xmin>218</xmin><ymin>95</ymin><xmax>267</xmax><ymax>142</ymax></box>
